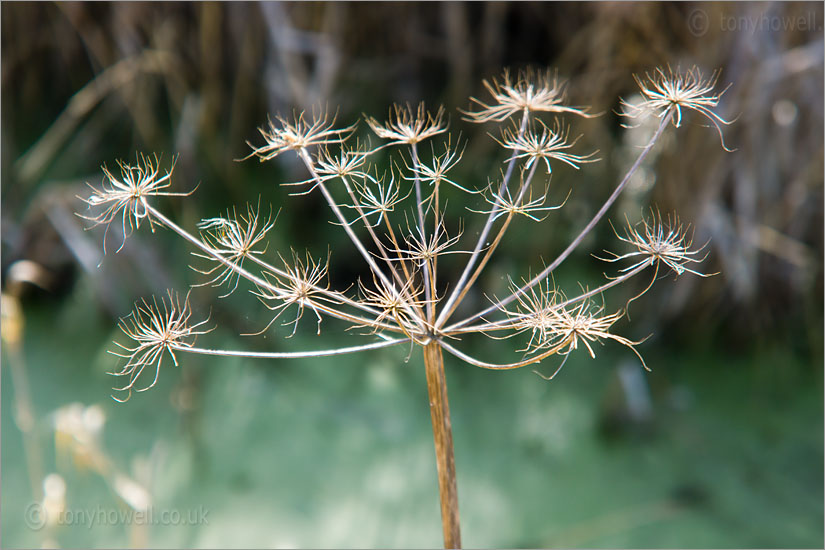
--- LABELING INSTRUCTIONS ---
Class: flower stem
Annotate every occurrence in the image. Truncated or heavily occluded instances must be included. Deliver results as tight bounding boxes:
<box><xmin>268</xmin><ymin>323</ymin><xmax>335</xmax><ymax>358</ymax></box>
<box><xmin>174</xmin><ymin>337</ymin><xmax>409</xmax><ymax>359</ymax></box>
<box><xmin>435</xmin><ymin>109</ymin><xmax>530</xmax><ymax>329</ymax></box>
<box><xmin>423</xmin><ymin>342</ymin><xmax>461</xmax><ymax>548</ymax></box>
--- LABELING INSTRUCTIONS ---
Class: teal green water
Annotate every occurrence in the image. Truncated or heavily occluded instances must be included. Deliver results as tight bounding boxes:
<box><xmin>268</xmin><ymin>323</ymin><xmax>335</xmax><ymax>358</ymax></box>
<box><xmin>3</xmin><ymin>282</ymin><xmax>822</xmax><ymax>548</ymax></box>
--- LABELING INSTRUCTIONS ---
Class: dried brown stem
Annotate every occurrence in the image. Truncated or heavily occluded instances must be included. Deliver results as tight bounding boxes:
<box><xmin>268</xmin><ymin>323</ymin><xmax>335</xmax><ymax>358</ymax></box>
<box><xmin>423</xmin><ymin>341</ymin><xmax>462</xmax><ymax>549</ymax></box>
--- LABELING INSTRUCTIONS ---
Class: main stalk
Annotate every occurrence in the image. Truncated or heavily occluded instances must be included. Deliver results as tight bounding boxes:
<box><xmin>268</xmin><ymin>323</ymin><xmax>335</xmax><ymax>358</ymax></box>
<box><xmin>423</xmin><ymin>341</ymin><xmax>461</xmax><ymax>548</ymax></box>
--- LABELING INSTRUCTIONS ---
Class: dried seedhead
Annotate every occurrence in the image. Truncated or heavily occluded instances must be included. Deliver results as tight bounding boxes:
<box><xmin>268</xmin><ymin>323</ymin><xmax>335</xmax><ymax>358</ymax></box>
<box><xmin>486</xmin><ymin>286</ymin><xmax>647</xmax><ymax>377</ymax></box>
<box><xmin>495</xmin><ymin>118</ymin><xmax>599</xmax><ymax>173</ymax></box>
<box><xmin>469</xmin><ymin>172</ymin><xmax>567</xmax><ymax>223</ymax></box>
<box><xmin>80</xmin><ymin>64</ymin><xmax>734</xmax><ymax>550</ymax></box>
<box><xmin>245</xmin><ymin>107</ymin><xmax>356</xmax><ymax>162</ymax></box>
<box><xmin>357</xmin><ymin>273</ymin><xmax>428</xmax><ymax>341</ymax></box>
<box><xmin>366</xmin><ymin>102</ymin><xmax>448</xmax><ymax>145</ymax></box>
<box><xmin>399</xmin><ymin>215</ymin><xmax>465</xmax><ymax>266</ymax></box>
<box><xmin>82</xmin><ymin>64</ymin><xmax>729</xmax><ymax>400</ymax></box>
<box><xmin>348</xmin><ymin>170</ymin><xmax>409</xmax><ymax>227</ymax></box>
<box><xmin>312</xmin><ymin>141</ymin><xmax>376</xmax><ymax>183</ymax></box>
<box><xmin>251</xmin><ymin>250</ymin><xmax>338</xmax><ymax>337</ymax></box>
<box><xmin>464</xmin><ymin>68</ymin><xmax>594</xmax><ymax>123</ymax></box>
<box><xmin>495</xmin><ymin>276</ymin><xmax>561</xmax><ymax>352</ymax></box>
<box><xmin>79</xmin><ymin>153</ymin><xmax>191</xmax><ymax>253</ymax></box>
<box><xmin>404</xmin><ymin>138</ymin><xmax>475</xmax><ymax>196</ymax></box>
<box><xmin>193</xmin><ymin>201</ymin><xmax>276</xmax><ymax>296</ymax></box>
<box><xmin>599</xmin><ymin>210</ymin><xmax>713</xmax><ymax>278</ymax></box>
<box><xmin>620</xmin><ymin>65</ymin><xmax>734</xmax><ymax>150</ymax></box>
<box><xmin>109</xmin><ymin>291</ymin><xmax>212</xmax><ymax>402</ymax></box>
<box><xmin>543</xmin><ymin>299</ymin><xmax>645</xmax><ymax>363</ymax></box>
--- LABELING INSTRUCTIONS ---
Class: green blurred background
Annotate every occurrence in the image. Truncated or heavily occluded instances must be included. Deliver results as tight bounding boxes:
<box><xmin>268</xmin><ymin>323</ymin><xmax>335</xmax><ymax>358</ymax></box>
<box><xmin>2</xmin><ymin>2</ymin><xmax>823</xmax><ymax>548</ymax></box>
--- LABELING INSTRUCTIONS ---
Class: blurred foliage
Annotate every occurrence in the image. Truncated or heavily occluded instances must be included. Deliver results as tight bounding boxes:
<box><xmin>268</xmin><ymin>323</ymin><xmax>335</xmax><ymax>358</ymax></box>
<box><xmin>2</xmin><ymin>2</ymin><xmax>823</xmax><ymax>548</ymax></box>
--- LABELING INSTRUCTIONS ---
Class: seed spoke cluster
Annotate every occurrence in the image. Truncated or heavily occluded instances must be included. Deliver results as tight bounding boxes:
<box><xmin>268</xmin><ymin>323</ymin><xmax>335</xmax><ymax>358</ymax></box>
<box><xmin>250</xmin><ymin>251</ymin><xmax>340</xmax><ymax>337</ymax></box>
<box><xmin>244</xmin><ymin>108</ymin><xmax>356</xmax><ymax>162</ymax></box>
<box><xmin>620</xmin><ymin>65</ymin><xmax>734</xmax><ymax>150</ymax></box>
<box><xmin>81</xmin><ymin>66</ymin><xmax>730</xmax><ymax>399</ymax></box>
<box><xmin>109</xmin><ymin>292</ymin><xmax>212</xmax><ymax>402</ymax></box>
<box><xmin>463</xmin><ymin>68</ymin><xmax>595</xmax><ymax>123</ymax></box>
<box><xmin>365</xmin><ymin>103</ymin><xmax>447</xmax><ymax>145</ymax></box>
<box><xmin>78</xmin><ymin>153</ymin><xmax>191</xmax><ymax>253</ymax></box>
<box><xmin>599</xmin><ymin>210</ymin><xmax>712</xmax><ymax>278</ymax></box>
<box><xmin>495</xmin><ymin>118</ymin><xmax>599</xmax><ymax>173</ymax></box>
<box><xmin>193</xmin><ymin>202</ymin><xmax>275</xmax><ymax>296</ymax></box>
